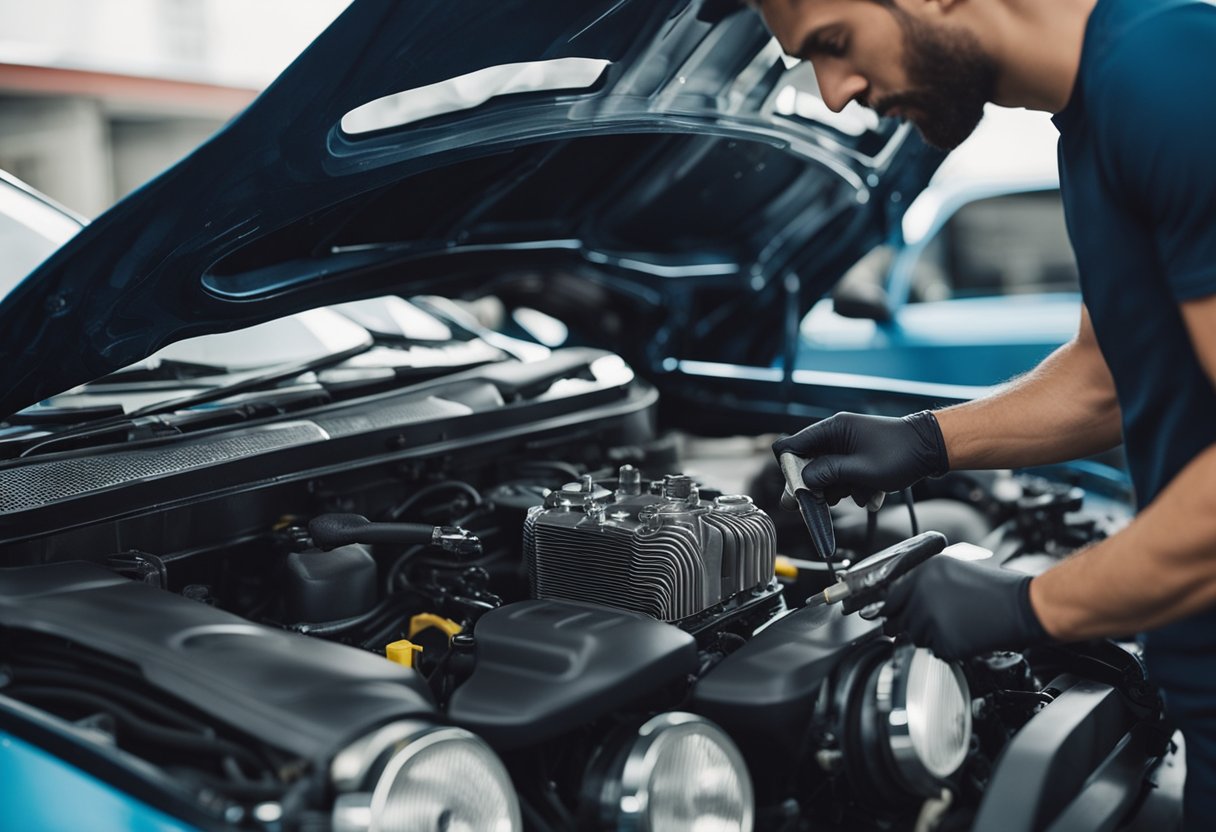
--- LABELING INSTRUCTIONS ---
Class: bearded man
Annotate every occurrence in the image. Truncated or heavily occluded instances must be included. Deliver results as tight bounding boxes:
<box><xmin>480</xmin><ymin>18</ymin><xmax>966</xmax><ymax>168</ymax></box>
<box><xmin>755</xmin><ymin>0</ymin><xmax>1216</xmax><ymax>825</ymax></box>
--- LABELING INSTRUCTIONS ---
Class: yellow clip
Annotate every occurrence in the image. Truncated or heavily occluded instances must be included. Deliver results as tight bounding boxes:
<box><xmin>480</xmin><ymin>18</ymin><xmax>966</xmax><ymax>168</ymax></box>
<box><xmin>408</xmin><ymin>613</ymin><xmax>463</xmax><ymax>641</ymax></box>
<box><xmin>385</xmin><ymin>639</ymin><xmax>424</xmax><ymax>668</ymax></box>
<box><xmin>775</xmin><ymin>556</ymin><xmax>799</xmax><ymax>580</ymax></box>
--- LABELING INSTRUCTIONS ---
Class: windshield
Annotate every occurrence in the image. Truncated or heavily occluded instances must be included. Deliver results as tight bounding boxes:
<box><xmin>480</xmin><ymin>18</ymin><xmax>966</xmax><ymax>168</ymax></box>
<box><xmin>0</xmin><ymin>180</ymin><xmax>83</xmax><ymax>302</ymax></box>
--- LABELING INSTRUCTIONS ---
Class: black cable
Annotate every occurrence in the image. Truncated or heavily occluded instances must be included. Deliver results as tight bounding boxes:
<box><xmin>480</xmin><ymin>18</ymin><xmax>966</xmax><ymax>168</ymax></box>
<box><xmin>9</xmin><ymin>668</ymin><xmax>204</xmax><ymax>733</ymax></box>
<box><xmin>902</xmin><ymin>487</ymin><xmax>919</xmax><ymax>535</ymax></box>
<box><xmin>173</xmin><ymin>770</ymin><xmax>286</xmax><ymax>801</ymax></box>
<box><xmin>360</xmin><ymin>614</ymin><xmax>413</xmax><ymax>653</ymax></box>
<box><xmin>385</xmin><ymin>481</ymin><xmax>482</xmax><ymax>521</ymax></box>
<box><xmin>385</xmin><ymin>544</ymin><xmax>428</xmax><ymax>593</ymax></box>
<box><xmin>865</xmin><ymin>508</ymin><xmax>878</xmax><ymax>556</ymax></box>
<box><xmin>7</xmin><ymin>687</ymin><xmax>269</xmax><ymax>774</ymax></box>
<box><xmin>288</xmin><ymin>593</ymin><xmax>413</xmax><ymax>636</ymax></box>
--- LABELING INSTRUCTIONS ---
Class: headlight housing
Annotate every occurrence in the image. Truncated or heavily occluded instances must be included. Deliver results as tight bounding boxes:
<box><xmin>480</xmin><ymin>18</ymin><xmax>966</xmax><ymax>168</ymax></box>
<box><xmin>587</xmin><ymin>712</ymin><xmax>754</xmax><ymax>832</ymax></box>
<box><xmin>331</xmin><ymin>721</ymin><xmax>521</xmax><ymax>832</ymax></box>
<box><xmin>876</xmin><ymin>646</ymin><xmax>972</xmax><ymax>793</ymax></box>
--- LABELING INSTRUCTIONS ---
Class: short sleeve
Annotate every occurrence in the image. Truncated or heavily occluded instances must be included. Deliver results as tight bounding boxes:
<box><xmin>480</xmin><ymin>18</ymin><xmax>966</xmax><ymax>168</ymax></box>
<box><xmin>1096</xmin><ymin>3</ymin><xmax>1216</xmax><ymax>301</ymax></box>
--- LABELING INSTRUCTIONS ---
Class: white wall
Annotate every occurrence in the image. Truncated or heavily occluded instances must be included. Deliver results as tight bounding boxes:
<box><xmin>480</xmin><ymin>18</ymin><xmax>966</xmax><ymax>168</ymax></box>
<box><xmin>0</xmin><ymin>97</ymin><xmax>113</xmax><ymax>215</ymax></box>
<box><xmin>0</xmin><ymin>0</ymin><xmax>352</xmax><ymax>213</ymax></box>
<box><xmin>0</xmin><ymin>0</ymin><xmax>351</xmax><ymax>87</ymax></box>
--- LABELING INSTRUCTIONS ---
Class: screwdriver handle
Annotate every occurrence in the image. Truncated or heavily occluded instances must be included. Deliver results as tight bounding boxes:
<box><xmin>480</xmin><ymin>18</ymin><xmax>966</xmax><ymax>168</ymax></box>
<box><xmin>778</xmin><ymin>452</ymin><xmax>813</xmax><ymax>500</ymax></box>
<box><xmin>779</xmin><ymin>453</ymin><xmax>837</xmax><ymax>561</ymax></box>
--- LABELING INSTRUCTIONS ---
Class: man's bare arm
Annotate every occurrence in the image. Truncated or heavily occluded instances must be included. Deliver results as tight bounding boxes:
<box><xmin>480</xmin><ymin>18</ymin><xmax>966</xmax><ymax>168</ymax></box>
<box><xmin>934</xmin><ymin>305</ymin><xmax>1123</xmax><ymax>470</ymax></box>
<box><xmin>1029</xmin><ymin>295</ymin><xmax>1216</xmax><ymax>639</ymax></box>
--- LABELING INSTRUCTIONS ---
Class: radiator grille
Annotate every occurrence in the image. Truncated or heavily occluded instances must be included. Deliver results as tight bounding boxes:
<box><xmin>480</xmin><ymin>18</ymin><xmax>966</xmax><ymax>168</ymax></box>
<box><xmin>0</xmin><ymin>422</ymin><xmax>326</xmax><ymax>514</ymax></box>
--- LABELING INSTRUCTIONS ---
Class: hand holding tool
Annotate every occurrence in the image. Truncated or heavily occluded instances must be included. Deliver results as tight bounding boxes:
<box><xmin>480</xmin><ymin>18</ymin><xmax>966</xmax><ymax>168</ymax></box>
<box><xmin>779</xmin><ymin>452</ymin><xmax>837</xmax><ymax>563</ymax></box>
<box><xmin>805</xmin><ymin>531</ymin><xmax>947</xmax><ymax>613</ymax></box>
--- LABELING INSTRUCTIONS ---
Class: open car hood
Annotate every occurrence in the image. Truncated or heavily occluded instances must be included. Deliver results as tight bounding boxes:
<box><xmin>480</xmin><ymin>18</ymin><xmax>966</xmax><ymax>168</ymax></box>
<box><xmin>0</xmin><ymin>0</ymin><xmax>943</xmax><ymax>418</ymax></box>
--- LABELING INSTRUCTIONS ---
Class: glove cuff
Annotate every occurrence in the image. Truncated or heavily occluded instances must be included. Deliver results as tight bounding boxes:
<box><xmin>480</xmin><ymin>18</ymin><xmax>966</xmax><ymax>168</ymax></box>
<box><xmin>905</xmin><ymin>410</ymin><xmax>951</xmax><ymax>477</ymax></box>
<box><xmin>1015</xmin><ymin>575</ymin><xmax>1050</xmax><ymax>644</ymax></box>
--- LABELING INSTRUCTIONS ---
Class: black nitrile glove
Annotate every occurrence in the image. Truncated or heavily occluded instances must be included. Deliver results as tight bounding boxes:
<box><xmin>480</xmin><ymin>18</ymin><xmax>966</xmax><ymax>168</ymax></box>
<box><xmin>771</xmin><ymin>411</ymin><xmax>949</xmax><ymax>507</ymax></box>
<box><xmin>881</xmin><ymin>556</ymin><xmax>1049</xmax><ymax>660</ymax></box>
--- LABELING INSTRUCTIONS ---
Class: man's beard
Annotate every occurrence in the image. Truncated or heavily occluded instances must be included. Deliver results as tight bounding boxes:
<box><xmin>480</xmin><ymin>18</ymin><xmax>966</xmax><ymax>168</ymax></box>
<box><xmin>872</xmin><ymin>11</ymin><xmax>998</xmax><ymax>150</ymax></box>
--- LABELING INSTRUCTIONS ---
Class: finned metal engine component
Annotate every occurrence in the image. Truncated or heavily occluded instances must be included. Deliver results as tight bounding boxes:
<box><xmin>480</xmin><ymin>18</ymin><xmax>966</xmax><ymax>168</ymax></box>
<box><xmin>524</xmin><ymin>467</ymin><xmax>777</xmax><ymax>621</ymax></box>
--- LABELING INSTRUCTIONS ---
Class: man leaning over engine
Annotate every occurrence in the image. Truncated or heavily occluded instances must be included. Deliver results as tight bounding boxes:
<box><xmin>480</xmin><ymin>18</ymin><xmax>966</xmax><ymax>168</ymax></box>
<box><xmin>751</xmin><ymin>0</ymin><xmax>1216</xmax><ymax>825</ymax></box>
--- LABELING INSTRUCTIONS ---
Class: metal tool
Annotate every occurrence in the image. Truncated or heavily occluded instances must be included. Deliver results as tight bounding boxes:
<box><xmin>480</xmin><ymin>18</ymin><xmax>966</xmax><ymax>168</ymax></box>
<box><xmin>779</xmin><ymin>452</ymin><xmax>837</xmax><ymax>564</ymax></box>
<box><xmin>805</xmin><ymin>531</ymin><xmax>948</xmax><ymax>614</ymax></box>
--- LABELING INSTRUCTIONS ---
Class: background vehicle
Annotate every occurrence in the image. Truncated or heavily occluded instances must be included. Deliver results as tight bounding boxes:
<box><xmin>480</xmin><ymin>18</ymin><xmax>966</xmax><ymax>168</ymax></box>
<box><xmin>797</xmin><ymin>108</ymin><xmax>1079</xmax><ymax>390</ymax></box>
<box><xmin>0</xmin><ymin>170</ymin><xmax>83</xmax><ymax>301</ymax></box>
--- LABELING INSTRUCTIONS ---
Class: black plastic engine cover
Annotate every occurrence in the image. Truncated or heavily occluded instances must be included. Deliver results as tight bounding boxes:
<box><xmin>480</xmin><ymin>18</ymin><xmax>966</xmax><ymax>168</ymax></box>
<box><xmin>447</xmin><ymin>599</ymin><xmax>697</xmax><ymax>750</ymax></box>
<box><xmin>692</xmin><ymin>603</ymin><xmax>882</xmax><ymax>770</ymax></box>
<box><xmin>0</xmin><ymin>562</ymin><xmax>434</xmax><ymax>760</ymax></box>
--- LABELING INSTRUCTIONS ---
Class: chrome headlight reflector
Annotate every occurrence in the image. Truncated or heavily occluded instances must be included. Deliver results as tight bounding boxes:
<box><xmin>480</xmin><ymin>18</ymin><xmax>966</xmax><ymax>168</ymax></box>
<box><xmin>875</xmin><ymin>646</ymin><xmax>972</xmax><ymax>795</ymax></box>
<box><xmin>332</xmin><ymin>722</ymin><xmax>521</xmax><ymax>832</ymax></box>
<box><xmin>594</xmin><ymin>712</ymin><xmax>754</xmax><ymax>832</ymax></box>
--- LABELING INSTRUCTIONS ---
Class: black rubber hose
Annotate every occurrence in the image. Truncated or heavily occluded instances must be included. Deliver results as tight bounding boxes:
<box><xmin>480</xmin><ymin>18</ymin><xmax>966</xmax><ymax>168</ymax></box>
<box><xmin>289</xmin><ymin>592</ymin><xmax>413</xmax><ymax>636</ymax></box>
<box><xmin>9</xmin><ymin>668</ymin><xmax>203</xmax><ymax>732</ymax></box>
<box><xmin>385</xmin><ymin>481</ymin><xmax>482</xmax><ymax>521</ymax></box>
<box><xmin>385</xmin><ymin>544</ymin><xmax>428</xmax><ymax>594</ymax></box>
<box><xmin>7</xmin><ymin>687</ymin><xmax>269</xmax><ymax>774</ymax></box>
<box><xmin>308</xmin><ymin>513</ymin><xmax>434</xmax><ymax>550</ymax></box>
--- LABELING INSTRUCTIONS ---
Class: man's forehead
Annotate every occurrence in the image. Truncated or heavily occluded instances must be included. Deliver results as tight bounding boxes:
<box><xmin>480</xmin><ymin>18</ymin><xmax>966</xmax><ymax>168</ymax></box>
<box><xmin>753</xmin><ymin>0</ymin><xmax>859</xmax><ymax>30</ymax></box>
<box><xmin>752</xmin><ymin>0</ymin><xmax>858</xmax><ymax>50</ymax></box>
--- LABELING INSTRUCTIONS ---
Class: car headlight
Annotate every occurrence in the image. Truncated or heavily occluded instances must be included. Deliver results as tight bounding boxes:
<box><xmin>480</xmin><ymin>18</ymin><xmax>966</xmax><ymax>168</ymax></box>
<box><xmin>587</xmin><ymin>712</ymin><xmax>754</xmax><ymax>832</ymax></box>
<box><xmin>874</xmin><ymin>646</ymin><xmax>972</xmax><ymax>796</ymax></box>
<box><xmin>331</xmin><ymin>721</ymin><xmax>521</xmax><ymax>832</ymax></box>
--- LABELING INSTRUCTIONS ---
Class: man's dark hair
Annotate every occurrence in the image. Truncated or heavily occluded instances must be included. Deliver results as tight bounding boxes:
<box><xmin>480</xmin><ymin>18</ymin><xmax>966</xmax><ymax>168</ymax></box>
<box><xmin>720</xmin><ymin>0</ymin><xmax>894</xmax><ymax>17</ymax></box>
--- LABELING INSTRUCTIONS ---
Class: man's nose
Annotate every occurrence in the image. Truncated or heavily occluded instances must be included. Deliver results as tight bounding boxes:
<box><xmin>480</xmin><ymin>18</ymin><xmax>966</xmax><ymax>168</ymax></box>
<box><xmin>816</xmin><ymin>63</ymin><xmax>868</xmax><ymax>113</ymax></box>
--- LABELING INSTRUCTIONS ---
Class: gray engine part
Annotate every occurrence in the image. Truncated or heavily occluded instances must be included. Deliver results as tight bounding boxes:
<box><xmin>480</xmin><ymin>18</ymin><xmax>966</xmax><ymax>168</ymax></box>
<box><xmin>524</xmin><ymin>467</ymin><xmax>777</xmax><ymax>621</ymax></box>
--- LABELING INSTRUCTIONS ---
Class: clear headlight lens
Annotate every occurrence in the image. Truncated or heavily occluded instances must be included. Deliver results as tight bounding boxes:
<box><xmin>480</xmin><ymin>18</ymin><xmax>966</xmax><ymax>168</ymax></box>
<box><xmin>332</xmin><ymin>723</ymin><xmax>520</xmax><ymax>832</ymax></box>
<box><xmin>603</xmin><ymin>712</ymin><xmax>754</xmax><ymax>832</ymax></box>
<box><xmin>876</xmin><ymin>646</ymin><xmax>972</xmax><ymax>794</ymax></box>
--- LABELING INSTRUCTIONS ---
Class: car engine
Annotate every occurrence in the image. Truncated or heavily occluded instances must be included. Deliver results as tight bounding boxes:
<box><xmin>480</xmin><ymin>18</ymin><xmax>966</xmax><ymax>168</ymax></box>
<box><xmin>526</xmin><ymin>469</ymin><xmax>778</xmax><ymax>625</ymax></box>
<box><xmin>0</xmin><ymin>358</ymin><xmax>1172</xmax><ymax>832</ymax></box>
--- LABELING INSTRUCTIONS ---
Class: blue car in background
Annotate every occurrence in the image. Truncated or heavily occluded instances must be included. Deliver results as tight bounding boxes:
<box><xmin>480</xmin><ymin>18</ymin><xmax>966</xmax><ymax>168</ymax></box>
<box><xmin>796</xmin><ymin>110</ymin><xmax>1079</xmax><ymax>392</ymax></box>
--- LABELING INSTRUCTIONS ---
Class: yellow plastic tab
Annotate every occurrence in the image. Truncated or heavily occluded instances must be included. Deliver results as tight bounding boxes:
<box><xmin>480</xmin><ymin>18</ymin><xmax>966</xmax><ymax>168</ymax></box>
<box><xmin>775</xmin><ymin>556</ymin><xmax>799</xmax><ymax>580</ymax></box>
<box><xmin>385</xmin><ymin>639</ymin><xmax>424</xmax><ymax>668</ymax></box>
<box><xmin>408</xmin><ymin>613</ymin><xmax>464</xmax><ymax>641</ymax></box>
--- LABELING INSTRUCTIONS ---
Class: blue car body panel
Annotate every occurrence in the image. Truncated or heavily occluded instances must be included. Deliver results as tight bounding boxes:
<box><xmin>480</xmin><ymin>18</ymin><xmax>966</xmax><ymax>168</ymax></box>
<box><xmin>0</xmin><ymin>730</ymin><xmax>199</xmax><ymax>832</ymax></box>
<box><xmin>798</xmin><ymin>292</ymin><xmax>1081</xmax><ymax>387</ymax></box>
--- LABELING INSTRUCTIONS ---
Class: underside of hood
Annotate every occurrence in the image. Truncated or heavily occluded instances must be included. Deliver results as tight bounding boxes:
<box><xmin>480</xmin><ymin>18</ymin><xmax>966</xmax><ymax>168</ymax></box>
<box><xmin>0</xmin><ymin>0</ymin><xmax>942</xmax><ymax>417</ymax></box>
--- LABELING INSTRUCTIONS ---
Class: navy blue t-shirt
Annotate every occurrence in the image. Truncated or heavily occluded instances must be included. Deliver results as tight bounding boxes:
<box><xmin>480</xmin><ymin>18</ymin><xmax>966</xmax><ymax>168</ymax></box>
<box><xmin>1055</xmin><ymin>0</ymin><xmax>1216</xmax><ymax>507</ymax></box>
<box><xmin>1054</xmin><ymin>0</ymin><xmax>1216</xmax><ymax>651</ymax></box>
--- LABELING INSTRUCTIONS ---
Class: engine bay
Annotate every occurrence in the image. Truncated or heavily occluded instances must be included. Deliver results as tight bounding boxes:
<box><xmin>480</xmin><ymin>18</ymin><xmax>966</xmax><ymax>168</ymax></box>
<box><xmin>0</xmin><ymin>353</ymin><xmax>1173</xmax><ymax>832</ymax></box>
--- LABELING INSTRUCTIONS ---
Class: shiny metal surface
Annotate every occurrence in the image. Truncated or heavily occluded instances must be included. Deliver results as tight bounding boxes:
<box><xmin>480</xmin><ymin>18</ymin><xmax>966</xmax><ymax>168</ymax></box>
<box><xmin>525</xmin><ymin>469</ymin><xmax>776</xmax><ymax>621</ymax></box>
<box><xmin>610</xmin><ymin>712</ymin><xmax>754</xmax><ymax>832</ymax></box>
<box><xmin>331</xmin><ymin>723</ymin><xmax>520</xmax><ymax>832</ymax></box>
<box><xmin>876</xmin><ymin>647</ymin><xmax>972</xmax><ymax>795</ymax></box>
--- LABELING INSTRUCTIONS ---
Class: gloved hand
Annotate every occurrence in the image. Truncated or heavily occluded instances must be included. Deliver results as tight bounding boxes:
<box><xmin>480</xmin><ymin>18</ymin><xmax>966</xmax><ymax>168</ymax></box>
<box><xmin>882</xmin><ymin>556</ymin><xmax>1050</xmax><ymax>660</ymax></box>
<box><xmin>771</xmin><ymin>411</ymin><xmax>949</xmax><ymax>507</ymax></box>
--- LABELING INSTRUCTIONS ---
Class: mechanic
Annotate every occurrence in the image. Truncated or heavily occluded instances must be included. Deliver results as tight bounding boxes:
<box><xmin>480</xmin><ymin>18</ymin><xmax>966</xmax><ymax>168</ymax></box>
<box><xmin>753</xmin><ymin>0</ymin><xmax>1216</xmax><ymax>824</ymax></box>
